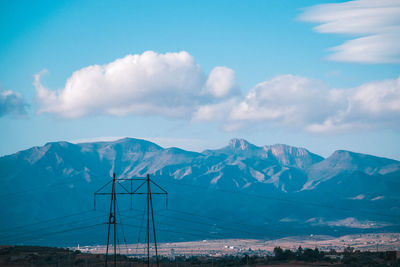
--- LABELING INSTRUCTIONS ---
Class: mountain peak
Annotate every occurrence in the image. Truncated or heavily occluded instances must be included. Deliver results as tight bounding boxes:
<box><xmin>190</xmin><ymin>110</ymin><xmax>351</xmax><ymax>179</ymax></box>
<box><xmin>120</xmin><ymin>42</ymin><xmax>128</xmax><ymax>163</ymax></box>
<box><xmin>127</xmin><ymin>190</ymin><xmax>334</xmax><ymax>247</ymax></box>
<box><xmin>228</xmin><ymin>138</ymin><xmax>255</xmax><ymax>150</ymax></box>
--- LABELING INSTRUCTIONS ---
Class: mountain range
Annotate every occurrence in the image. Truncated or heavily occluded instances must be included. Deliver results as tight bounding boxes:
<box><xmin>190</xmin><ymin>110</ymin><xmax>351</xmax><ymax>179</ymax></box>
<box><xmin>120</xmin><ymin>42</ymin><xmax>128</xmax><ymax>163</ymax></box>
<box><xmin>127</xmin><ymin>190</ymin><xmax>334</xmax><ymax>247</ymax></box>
<box><xmin>0</xmin><ymin>138</ymin><xmax>399</xmax><ymax>246</ymax></box>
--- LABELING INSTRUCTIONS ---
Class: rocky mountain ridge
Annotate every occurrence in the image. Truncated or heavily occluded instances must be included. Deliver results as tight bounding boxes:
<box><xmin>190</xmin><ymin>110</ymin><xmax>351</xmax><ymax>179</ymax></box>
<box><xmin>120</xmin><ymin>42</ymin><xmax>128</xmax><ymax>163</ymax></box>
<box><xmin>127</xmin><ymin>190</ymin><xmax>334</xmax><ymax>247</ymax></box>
<box><xmin>0</xmin><ymin>137</ymin><xmax>398</xmax><ymax>246</ymax></box>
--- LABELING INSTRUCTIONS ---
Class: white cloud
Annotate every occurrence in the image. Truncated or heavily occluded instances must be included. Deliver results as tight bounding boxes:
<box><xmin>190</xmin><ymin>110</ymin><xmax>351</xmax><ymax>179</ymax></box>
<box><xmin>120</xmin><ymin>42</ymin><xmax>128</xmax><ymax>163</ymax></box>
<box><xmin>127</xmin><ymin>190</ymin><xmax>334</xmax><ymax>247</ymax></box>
<box><xmin>35</xmin><ymin>51</ymin><xmax>237</xmax><ymax>118</ymax></box>
<box><xmin>299</xmin><ymin>0</ymin><xmax>400</xmax><ymax>63</ymax></box>
<box><xmin>34</xmin><ymin>50</ymin><xmax>400</xmax><ymax>134</ymax></box>
<box><xmin>308</xmin><ymin>76</ymin><xmax>400</xmax><ymax>132</ymax></box>
<box><xmin>202</xmin><ymin>66</ymin><xmax>239</xmax><ymax>98</ymax></box>
<box><xmin>228</xmin><ymin>75</ymin><xmax>339</xmax><ymax>127</ymax></box>
<box><xmin>193</xmin><ymin>98</ymin><xmax>239</xmax><ymax>122</ymax></box>
<box><xmin>0</xmin><ymin>90</ymin><xmax>28</xmax><ymax>117</ymax></box>
<box><xmin>199</xmin><ymin>74</ymin><xmax>400</xmax><ymax>133</ymax></box>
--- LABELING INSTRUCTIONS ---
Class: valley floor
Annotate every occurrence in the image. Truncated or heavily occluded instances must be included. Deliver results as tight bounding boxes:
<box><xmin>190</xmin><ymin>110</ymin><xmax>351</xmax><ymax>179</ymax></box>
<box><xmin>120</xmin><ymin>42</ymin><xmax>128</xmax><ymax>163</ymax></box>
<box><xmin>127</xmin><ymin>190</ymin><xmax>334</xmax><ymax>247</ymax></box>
<box><xmin>1</xmin><ymin>245</ymin><xmax>399</xmax><ymax>266</ymax></box>
<box><xmin>75</xmin><ymin>233</ymin><xmax>400</xmax><ymax>257</ymax></box>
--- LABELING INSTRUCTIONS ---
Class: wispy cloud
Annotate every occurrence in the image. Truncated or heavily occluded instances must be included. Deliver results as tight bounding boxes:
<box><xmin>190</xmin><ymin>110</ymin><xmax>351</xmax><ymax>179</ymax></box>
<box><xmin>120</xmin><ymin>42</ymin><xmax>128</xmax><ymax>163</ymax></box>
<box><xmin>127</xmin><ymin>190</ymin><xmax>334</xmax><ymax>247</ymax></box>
<box><xmin>0</xmin><ymin>90</ymin><xmax>28</xmax><ymax>117</ymax></box>
<box><xmin>299</xmin><ymin>0</ymin><xmax>400</xmax><ymax>63</ymax></box>
<box><xmin>35</xmin><ymin>51</ymin><xmax>238</xmax><ymax>118</ymax></box>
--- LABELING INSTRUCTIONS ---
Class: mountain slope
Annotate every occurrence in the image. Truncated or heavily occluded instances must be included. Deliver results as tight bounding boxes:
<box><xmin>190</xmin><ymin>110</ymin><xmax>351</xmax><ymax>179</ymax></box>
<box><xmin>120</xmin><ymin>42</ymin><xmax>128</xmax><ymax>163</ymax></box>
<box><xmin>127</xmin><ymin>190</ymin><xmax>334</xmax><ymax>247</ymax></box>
<box><xmin>304</xmin><ymin>150</ymin><xmax>400</xmax><ymax>190</ymax></box>
<box><xmin>0</xmin><ymin>137</ymin><xmax>398</xmax><ymax>246</ymax></box>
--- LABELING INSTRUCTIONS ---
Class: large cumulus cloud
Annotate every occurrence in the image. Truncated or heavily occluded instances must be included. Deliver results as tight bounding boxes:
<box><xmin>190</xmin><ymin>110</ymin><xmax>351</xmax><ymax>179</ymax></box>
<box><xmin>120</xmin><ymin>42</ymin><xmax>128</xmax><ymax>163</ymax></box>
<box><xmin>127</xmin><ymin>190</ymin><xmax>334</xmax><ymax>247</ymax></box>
<box><xmin>35</xmin><ymin>50</ymin><xmax>400</xmax><ymax>134</ymax></box>
<box><xmin>35</xmin><ymin>51</ymin><xmax>238</xmax><ymax>118</ymax></box>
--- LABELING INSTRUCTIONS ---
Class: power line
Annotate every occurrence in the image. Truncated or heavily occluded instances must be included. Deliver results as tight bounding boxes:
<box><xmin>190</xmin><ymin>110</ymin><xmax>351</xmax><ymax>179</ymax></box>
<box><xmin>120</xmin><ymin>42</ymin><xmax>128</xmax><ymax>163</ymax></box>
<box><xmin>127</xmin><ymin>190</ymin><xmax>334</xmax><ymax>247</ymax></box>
<box><xmin>162</xmin><ymin>179</ymin><xmax>399</xmax><ymax>221</ymax></box>
<box><xmin>121</xmin><ymin>213</ymin><xmax>246</xmax><ymax>240</ymax></box>
<box><xmin>121</xmin><ymin>210</ymin><xmax>294</xmax><ymax>241</ymax></box>
<box><xmin>116</xmin><ymin>199</ymin><xmax>129</xmax><ymax>255</ymax></box>
<box><xmin>3</xmin><ymin>213</ymin><xmax>107</xmax><ymax>243</ymax></box>
<box><xmin>7</xmin><ymin>222</ymin><xmax>106</xmax><ymax>244</ymax></box>
<box><xmin>155</xmin><ymin>210</ymin><xmax>263</xmax><ymax>237</ymax></box>
<box><xmin>0</xmin><ymin>209</ymin><xmax>95</xmax><ymax>236</ymax></box>
<box><xmin>135</xmin><ymin>208</ymin><xmax>147</xmax><ymax>257</ymax></box>
<box><xmin>123</xmin><ymin>221</ymin><xmax>237</xmax><ymax>242</ymax></box>
<box><xmin>166</xmin><ymin>208</ymin><xmax>262</xmax><ymax>230</ymax></box>
<box><xmin>160</xmin><ymin>208</ymin><xmax>308</xmax><ymax>239</ymax></box>
<box><xmin>0</xmin><ymin>176</ymin><xmax>86</xmax><ymax>198</ymax></box>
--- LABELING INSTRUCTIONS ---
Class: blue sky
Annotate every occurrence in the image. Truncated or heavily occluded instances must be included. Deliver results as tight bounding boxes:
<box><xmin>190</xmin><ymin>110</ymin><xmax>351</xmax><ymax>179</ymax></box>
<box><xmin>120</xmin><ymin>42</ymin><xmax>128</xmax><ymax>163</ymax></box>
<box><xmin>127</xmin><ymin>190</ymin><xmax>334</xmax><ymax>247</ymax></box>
<box><xmin>1</xmin><ymin>0</ymin><xmax>399</xmax><ymax>159</ymax></box>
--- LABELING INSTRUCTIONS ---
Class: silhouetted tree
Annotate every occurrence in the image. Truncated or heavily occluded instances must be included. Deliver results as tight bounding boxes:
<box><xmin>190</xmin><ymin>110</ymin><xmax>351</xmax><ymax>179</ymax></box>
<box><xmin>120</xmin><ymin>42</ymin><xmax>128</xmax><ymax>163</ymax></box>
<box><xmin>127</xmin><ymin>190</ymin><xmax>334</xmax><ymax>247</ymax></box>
<box><xmin>273</xmin><ymin>247</ymin><xmax>284</xmax><ymax>260</ymax></box>
<box><xmin>296</xmin><ymin>246</ymin><xmax>303</xmax><ymax>257</ymax></box>
<box><xmin>344</xmin><ymin>246</ymin><xmax>354</xmax><ymax>256</ymax></box>
<box><xmin>329</xmin><ymin>248</ymin><xmax>337</xmax><ymax>255</ymax></box>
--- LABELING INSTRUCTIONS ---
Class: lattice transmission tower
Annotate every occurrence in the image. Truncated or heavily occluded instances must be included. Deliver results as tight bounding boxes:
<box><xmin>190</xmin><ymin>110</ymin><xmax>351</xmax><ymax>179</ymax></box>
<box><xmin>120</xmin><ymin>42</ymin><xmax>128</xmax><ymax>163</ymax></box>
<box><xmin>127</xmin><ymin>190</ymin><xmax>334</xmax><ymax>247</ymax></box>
<box><xmin>94</xmin><ymin>173</ymin><xmax>167</xmax><ymax>267</ymax></box>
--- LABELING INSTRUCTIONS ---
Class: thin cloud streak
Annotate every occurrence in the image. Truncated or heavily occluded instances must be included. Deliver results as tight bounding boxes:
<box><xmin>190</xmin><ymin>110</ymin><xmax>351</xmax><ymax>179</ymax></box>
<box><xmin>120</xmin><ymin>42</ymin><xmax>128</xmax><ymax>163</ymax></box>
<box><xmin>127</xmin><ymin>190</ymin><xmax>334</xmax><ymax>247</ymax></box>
<box><xmin>299</xmin><ymin>0</ymin><xmax>400</xmax><ymax>63</ymax></box>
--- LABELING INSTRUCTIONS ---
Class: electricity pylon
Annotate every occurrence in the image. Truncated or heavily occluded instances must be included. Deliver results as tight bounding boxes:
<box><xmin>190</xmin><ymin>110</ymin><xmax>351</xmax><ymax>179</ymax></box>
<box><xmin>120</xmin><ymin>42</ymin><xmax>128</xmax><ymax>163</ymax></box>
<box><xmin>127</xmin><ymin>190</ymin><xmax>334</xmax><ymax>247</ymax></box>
<box><xmin>94</xmin><ymin>173</ymin><xmax>167</xmax><ymax>267</ymax></box>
